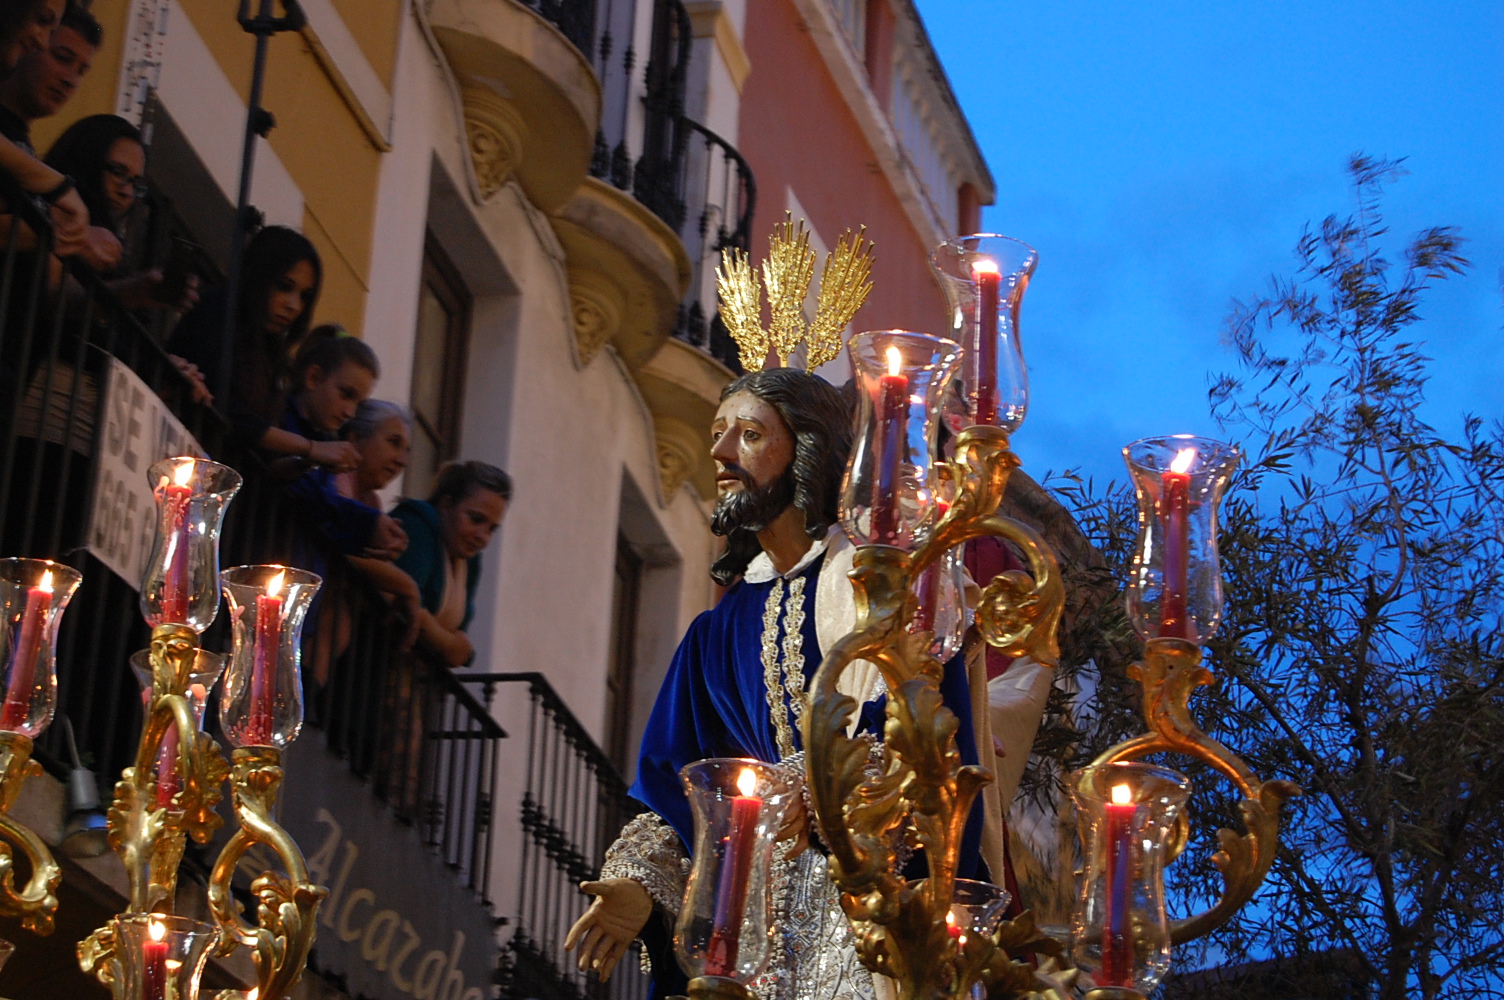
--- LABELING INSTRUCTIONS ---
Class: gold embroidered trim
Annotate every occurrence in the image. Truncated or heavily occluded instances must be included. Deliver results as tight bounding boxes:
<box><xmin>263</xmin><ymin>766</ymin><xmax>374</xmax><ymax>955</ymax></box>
<box><xmin>781</xmin><ymin>576</ymin><xmax>809</xmax><ymax>739</ymax></box>
<box><xmin>762</xmin><ymin>576</ymin><xmax>810</xmax><ymax>761</ymax></box>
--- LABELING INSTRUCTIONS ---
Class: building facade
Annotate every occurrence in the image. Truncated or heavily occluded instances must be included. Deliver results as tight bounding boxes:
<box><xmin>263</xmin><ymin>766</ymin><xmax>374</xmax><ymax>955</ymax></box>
<box><xmin>0</xmin><ymin>1</ymin><xmax>990</xmax><ymax>997</ymax></box>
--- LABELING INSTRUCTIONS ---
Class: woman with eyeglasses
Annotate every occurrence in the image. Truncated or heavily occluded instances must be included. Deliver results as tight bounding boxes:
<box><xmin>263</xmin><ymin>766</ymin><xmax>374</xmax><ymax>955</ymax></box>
<box><xmin>44</xmin><ymin>114</ymin><xmax>196</xmax><ymax>302</ymax></box>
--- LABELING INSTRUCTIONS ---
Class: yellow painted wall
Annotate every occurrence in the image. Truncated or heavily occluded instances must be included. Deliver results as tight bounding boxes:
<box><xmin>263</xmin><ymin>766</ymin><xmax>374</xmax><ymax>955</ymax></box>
<box><xmin>331</xmin><ymin>0</ymin><xmax>403</xmax><ymax>86</ymax></box>
<box><xmin>176</xmin><ymin>0</ymin><xmax>389</xmax><ymax>335</ymax></box>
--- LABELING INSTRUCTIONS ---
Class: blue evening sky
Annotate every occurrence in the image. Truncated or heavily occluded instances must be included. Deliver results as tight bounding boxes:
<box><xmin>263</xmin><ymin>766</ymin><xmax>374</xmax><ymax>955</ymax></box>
<box><xmin>916</xmin><ymin>0</ymin><xmax>1503</xmax><ymax>487</ymax></box>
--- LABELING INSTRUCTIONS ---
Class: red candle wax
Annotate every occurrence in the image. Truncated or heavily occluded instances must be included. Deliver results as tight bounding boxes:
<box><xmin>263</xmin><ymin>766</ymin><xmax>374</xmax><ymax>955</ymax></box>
<box><xmin>2</xmin><ymin>570</ymin><xmax>52</xmax><ymax>732</ymax></box>
<box><xmin>870</xmin><ymin>347</ymin><xmax>908</xmax><ymax>546</ymax></box>
<box><xmin>142</xmin><ymin>918</ymin><xmax>169</xmax><ymax>1000</ymax></box>
<box><xmin>1157</xmin><ymin>448</ymin><xmax>1196</xmax><ymax>639</ymax></box>
<box><xmin>946</xmin><ymin>910</ymin><xmax>963</xmax><ymax>940</ymax></box>
<box><xmin>973</xmin><ymin>261</ymin><xmax>1001</xmax><ymax>425</ymax></box>
<box><xmin>248</xmin><ymin>572</ymin><xmax>284</xmax><ymax>746</ymax></box>
<box><xmin>1101</xmin><ymin>785</ymin><xmax>1136</xmax><ymax>987</ymax></box>
<box><xmin>160</xmin><ymin>463</ymin><xmax>195</xmax><ymax>625</ymax></box>
<box><xmin>705</xmin><ymin>768</ymin><xmax>762</xmax><ymax>976</ymax></box>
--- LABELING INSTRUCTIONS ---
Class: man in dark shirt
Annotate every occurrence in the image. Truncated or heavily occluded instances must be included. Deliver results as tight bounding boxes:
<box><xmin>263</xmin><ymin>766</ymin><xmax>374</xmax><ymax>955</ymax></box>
<box><xmin>0</xmin><ymin>6</ymin><xmax>111</xmax><ymax>270</ymax></box>
<box><xmin>0</xmin><ymin>5</ymin><xmax>99</xmax><ymax>151</ymax></box>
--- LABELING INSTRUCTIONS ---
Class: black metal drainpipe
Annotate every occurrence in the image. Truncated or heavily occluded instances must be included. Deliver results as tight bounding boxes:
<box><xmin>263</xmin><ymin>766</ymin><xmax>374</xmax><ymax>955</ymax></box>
<box><xmin>217</xmin><ymin>0</ymin><xmax>307</xmax><ymax>405</ymax></box>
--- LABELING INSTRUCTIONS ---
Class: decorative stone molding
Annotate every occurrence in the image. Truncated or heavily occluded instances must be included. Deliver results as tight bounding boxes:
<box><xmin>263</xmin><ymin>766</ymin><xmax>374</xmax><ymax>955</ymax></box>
<box><xmin>463</xmin><ymin>87</ymin><xmax>529</xmax><ymax>198</ymax></box>
<box><xmin>567</xmin><ymin>268</ymin><xmax>625</xmax><ymax>365</ymax></box>
<box><xmin>428</xmin><ymin>0</ymin><xmax>600</xmax><ymax>211</ymax></box>
<box><xmin>655</xmin><ymin>417</ymin><xmax>704</xmax><ymax>501</ymax></box>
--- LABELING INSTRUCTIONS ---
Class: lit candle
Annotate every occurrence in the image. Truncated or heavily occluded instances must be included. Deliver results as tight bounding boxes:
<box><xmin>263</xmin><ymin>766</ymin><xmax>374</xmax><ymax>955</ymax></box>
<box><xmin>143</xmin><ymin>917</ymin><xmax>169</xmax><ymax>1000</ymax></box>
<box><xmin>248</xmin><ymin>571</ymin><xmax>284</xmax><ymax>746</ymax></box>
<box><xmin>160</xmin><ymin>461</ymin><xmax>194</xmax><ymax>625</ymax></box>
<box><xmin>972</xmin><ymin>259</ymin><xmax>1001</xmax><ymax>425</ymax></box>
<box><xmin>946</xmin><ymin>908</ymin><xmax>963</xmax><ymax>941</ymax></box>
<box><xmin>705</xmin><ymin>767</ymin><xmax>762</xmax><ymax>976</ymax></box>
<box><xmin>1101</xmin><ymin>783</ymin><xmax>1135</xmax><ymax>987</ymax></box>
<box><xmin>164</xmin><ymin>959</ymin><xmax>182</xmax><ymax>1000</ymax></box>
<box><xmin>1158</xmin><ymin>448</ymin><xmax>1196</xmax><ymax>639</ymax></box>
<box><xmin>1</xmin><ymin>569</ymin><xmax>52</xmax><ymax>732</ymax></box>
<box><xmin>870</xmin><ymin>346</ymin><xmax>908</xmax><ymax>545</ymax></box>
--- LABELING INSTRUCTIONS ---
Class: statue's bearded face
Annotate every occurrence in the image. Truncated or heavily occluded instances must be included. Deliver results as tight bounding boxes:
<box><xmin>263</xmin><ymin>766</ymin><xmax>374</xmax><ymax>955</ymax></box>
<box><xmin>709</xmin><ymin>390</ymin><xmax>796</xmax><ymax>536</ymax></box>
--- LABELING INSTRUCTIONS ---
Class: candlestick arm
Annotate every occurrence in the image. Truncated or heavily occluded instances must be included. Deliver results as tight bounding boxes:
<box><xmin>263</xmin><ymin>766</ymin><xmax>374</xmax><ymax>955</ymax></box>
<box><xmin>207</xmin><ymin>747</ymin><xmax>327</xmax><ymax>1000</ymax></box>
<box><xmin>76</xmin><ymin>921</ymin><xmax>124</xmax><ymax>997</ymax></box>
<box><xmin>1093</xmin><ymin>638</ymin><xmax>1302</xmax><ymax>945</ymax></box>
<box><xmin>805</xmin><ymin>426</ymin><xmax>1070</xmax><ymax>1000</ymax></box>
<box><xmin>0</xmin><ymin>732</ymin><xmax>61</xmax><ymax>934</ymax></box>
<box><xmin>105</xmin><ymin>625</ymin><xmax>230</xmax><ymax>913</ymax></box>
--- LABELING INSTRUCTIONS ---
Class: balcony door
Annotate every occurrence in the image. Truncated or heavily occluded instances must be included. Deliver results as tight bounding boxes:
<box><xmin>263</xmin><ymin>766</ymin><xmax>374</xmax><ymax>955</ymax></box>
<box><xmin>408</xmin><ymin>235</ymin><xmax>471</xmax><ymax>497</ymax></box>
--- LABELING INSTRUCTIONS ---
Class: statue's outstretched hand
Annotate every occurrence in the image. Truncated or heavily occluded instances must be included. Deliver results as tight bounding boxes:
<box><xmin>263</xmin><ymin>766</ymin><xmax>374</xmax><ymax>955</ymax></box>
<box><xmin>565</xmin><ymin>878</ymin><xmax>653</xmax><ymax>981</ymax></box>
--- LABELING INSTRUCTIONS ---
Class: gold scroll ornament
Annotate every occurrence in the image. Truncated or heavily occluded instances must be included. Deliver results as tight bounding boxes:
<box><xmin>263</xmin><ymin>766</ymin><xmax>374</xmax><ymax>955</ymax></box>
<box><xmin>79</xmin><ymin>624</ymin><xmax>325</xmax><ymax>1000</ymax></box>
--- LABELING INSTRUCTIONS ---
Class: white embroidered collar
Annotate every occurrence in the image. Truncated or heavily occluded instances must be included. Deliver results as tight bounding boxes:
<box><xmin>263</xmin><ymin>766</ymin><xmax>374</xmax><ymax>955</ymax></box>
<box><xmin>741</xmin><ymin>525</ymin><xmax>843</xmax><ymax>584</ymax></box>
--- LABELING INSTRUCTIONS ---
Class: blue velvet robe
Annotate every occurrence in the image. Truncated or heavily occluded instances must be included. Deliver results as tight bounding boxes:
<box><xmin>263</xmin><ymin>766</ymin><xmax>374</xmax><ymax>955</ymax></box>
<box><xmin>628</xmin><ymin>554</ymin><xmax>988</xmax><ymax>872</ymax></box>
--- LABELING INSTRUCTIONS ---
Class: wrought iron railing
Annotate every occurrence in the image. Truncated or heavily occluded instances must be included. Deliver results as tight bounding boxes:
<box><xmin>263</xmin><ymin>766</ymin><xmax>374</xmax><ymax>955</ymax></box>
<box><xmin>673</xmin><ymin>117</ymin><xmax>755</xmax><ymax>370</ymax></box>
<box><xmin>528</xmin><ymin>0</ymin><xmax>756</xmax><ymax>372</ymax></box>
<box><xmin>0</xmin><ymin>169</ymin><xmax>503</xmax><ymax>903</ymax></box>
<box><xmin>466</xmin><ymin>672</ymin><xmax>651</xmax><ymax>1000</ymax></box>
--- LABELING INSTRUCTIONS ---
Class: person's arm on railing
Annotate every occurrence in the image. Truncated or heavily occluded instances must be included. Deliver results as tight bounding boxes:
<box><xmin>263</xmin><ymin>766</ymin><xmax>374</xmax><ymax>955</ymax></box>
<box><xmin>347</xmin><ymin>556</ymin><xmax>422</xmax><ymax>648</ymax></box>
<box><xmin>0</xmin><ymin>135</ymin><xmax>88</xmax><ymax>254</ymax></box>
<box><xmin>415</xmin><ymin>607</ymin><xmax>473</xmax><ymax>667</ymax></box>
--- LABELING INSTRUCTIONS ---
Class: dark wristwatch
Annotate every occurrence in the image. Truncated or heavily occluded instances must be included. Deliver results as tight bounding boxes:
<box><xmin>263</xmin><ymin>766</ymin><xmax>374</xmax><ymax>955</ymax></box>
<box><xmin>41</xmin><ymin>175</ymin><xmax>75</xmax><ymax>204</ymax></box>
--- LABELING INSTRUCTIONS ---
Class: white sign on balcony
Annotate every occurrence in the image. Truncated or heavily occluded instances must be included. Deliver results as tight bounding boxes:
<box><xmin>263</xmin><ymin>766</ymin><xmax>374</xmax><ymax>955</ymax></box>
<box><xmin>87</xmin><ymin>357</ymin><xmax>205</xmax><ymax>588</ymax></box>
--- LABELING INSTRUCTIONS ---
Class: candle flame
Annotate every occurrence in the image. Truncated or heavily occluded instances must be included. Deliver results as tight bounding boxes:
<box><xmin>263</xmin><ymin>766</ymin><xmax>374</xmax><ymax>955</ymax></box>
<box><xmin>971</xmin><ymin>258</ymin><xmax>999</xmax><ymax>276</ymax></box>
<box><xmin>247</xmin><ymin>990</ymin><xmax>259</xmax><ymax>1000</ymax></box>
<box><xmin>265</xmin><ymin>570</ymin><xmax>285</xmax><ymax>597</ymax></box>
<box><xmin>886</xmin><ymin>346</ymin><xmax>902</xmax><ymax>378</ymax></box>
<box><xmin>1170</xmin><ymin>448</ymin><xmax>1197</xmax><ymax>474</ymax></box>
<box><xmin>165</xmin><ymin>959</ymin><xmax>182</xmax><ymax>972</ymax></box>
<box><xmin>173</xmin><ymin>460</ymin><xmax>194</xmax><ymax>488</ymax></box>
<box><xmin>148</xmin><ymin>918</ymin><xmax>166</xmax><ymax>941</ymax></box>
<box><xmin>1111</xmin><ymin>783</ymin><xmax>1132</xmax><ymax>806</ymax></box>
<box><xmin>945</xmin><ymin>910</ymin><xmax>956</xmax><ymax>927</ymax></box>
<box><xmin>38</xmin><ymin>569</ymin><xmax>53</xmax><ymax>594</ymax></box>
<box><xmin>736</xmin><ymin>767</ymin><xmax>757</xmax><ymax>797</ymax></box>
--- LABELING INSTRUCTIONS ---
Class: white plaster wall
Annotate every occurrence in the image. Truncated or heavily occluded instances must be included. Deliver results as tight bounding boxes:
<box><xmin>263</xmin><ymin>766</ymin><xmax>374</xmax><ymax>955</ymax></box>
<box><xmin>358</xmin><ymin>12</ymin><xmax>440</xmax><ymax>414</ymax></box>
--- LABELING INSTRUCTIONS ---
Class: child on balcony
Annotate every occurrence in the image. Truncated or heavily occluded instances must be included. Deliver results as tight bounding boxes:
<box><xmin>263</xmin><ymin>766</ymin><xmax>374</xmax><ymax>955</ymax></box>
<box><xmin>280</xmin><ymin>328</ymin><xmax>407</xmax><ymax>560</ymax></box>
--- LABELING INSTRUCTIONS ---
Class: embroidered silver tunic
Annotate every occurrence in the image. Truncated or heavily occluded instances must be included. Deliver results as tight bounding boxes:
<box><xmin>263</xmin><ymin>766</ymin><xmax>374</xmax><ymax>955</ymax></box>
<box><xmin>601</xmin><ymin>553</ymin><xmax>882</xmax><ymax>1000</ymax></box>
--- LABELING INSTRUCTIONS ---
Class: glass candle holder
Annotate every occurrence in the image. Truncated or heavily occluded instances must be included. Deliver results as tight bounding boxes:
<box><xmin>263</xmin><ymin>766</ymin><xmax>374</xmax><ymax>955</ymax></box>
<box><xmin>130</xmin><ymin>649</ymin><xmax>224</xmax><ymax>808</ymax></box>
<box><xmin>928</xmin><ymin>234</ymin><xmax>1037</xmax><ymax>432</ymax></box>
<box><xmin>140</xmin><ymin>457</ymin><xmax>242</xmax><ymax>632</ymax></box>
<box><xmin>910</xmin><ymin>544</ymin><xmax>966</xmax><ymax>662</ymax></box>
<box><xmin>0</xmin><ymin>558</ymin><xmax>82</xmax><ymax>737</ymax></box>
<box><xmin>1068</xmin><ymin>761</ymin><xmax>1191</xmax><ymax>993</ymax></box>
<box><xmin>841</xmin><ymin>331</ymin><xmax>962</xmax><ymax>550</ymax></box>
<box><xmin>219</xmin><ymin>565</ymin><xmax>320</xmax><ymax>749</ymax></box>
<box><xmin>1123</xmin><ymin>436</ymin><xmax>1241</xmax><ymax>643</ymax></box>
<box><xmin>675</xmin><ymin>758</ymin><xmax>800</xmax><ymax>982</ymax></box>
<box><xmin>112</xmin><ymin>913</ymin><xmax>219</xmax><ymax>1000</ymax></box>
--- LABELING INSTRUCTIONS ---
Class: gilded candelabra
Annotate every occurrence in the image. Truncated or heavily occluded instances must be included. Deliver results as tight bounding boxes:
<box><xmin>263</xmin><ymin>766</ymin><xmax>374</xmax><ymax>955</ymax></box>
<box><xmin>0</xmin><ymin>557</ymin><xmax>83</xmax><ymax>941</ymax></box>
<box><xmin>73</xmin><ymin>458</ymin><xmax>327</xmax><ymax>1000</ymax></box>
<box><xmin>0</xmin><ymin>730</ymin><xmax>62</xmax><ymax>935</ymax></box>
<box><xmin>794</xmin><ymin>237</ymin><xmax>1300</xmax><ymax>1000</ymax></box>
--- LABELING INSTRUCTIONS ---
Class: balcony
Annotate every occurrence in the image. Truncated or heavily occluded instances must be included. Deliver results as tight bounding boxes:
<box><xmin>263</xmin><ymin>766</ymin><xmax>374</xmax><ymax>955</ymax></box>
<box><xmin>427</xmin><ymin>0</ymin><xmax>602</xmax><ymax>211</ymax></box>
<box><xmin>509</xmin><ymin>0</ymin><xmax>755</xmax><ymax>499</ymax></box>
<box><xmin>0</xmin><ymin>178</ymin><xmax>504</xmax><ymax>997</ymax></box>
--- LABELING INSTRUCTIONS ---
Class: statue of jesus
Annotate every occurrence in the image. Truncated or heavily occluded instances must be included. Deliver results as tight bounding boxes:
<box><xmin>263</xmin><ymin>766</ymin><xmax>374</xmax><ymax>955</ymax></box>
<box><xmin>565</xmin><ymin>368</ymin><xmax>1020</xmax><ymax>1000</ymax></box>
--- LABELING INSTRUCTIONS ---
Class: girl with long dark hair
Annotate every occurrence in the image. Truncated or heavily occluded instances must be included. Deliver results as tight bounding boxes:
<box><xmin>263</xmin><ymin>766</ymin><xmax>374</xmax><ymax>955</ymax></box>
<box><xmin>168</xmin><ymin>225</ymin><xmax>356</xmax><ymax>468</ymax></box>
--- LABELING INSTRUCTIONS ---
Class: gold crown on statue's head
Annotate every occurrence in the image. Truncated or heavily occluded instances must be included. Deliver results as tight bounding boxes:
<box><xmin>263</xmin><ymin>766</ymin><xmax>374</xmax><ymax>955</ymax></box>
<box><xmin>716</xmin><ymin>213</ymin><xmax>875</xmax><ymax>372</ymax></box>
